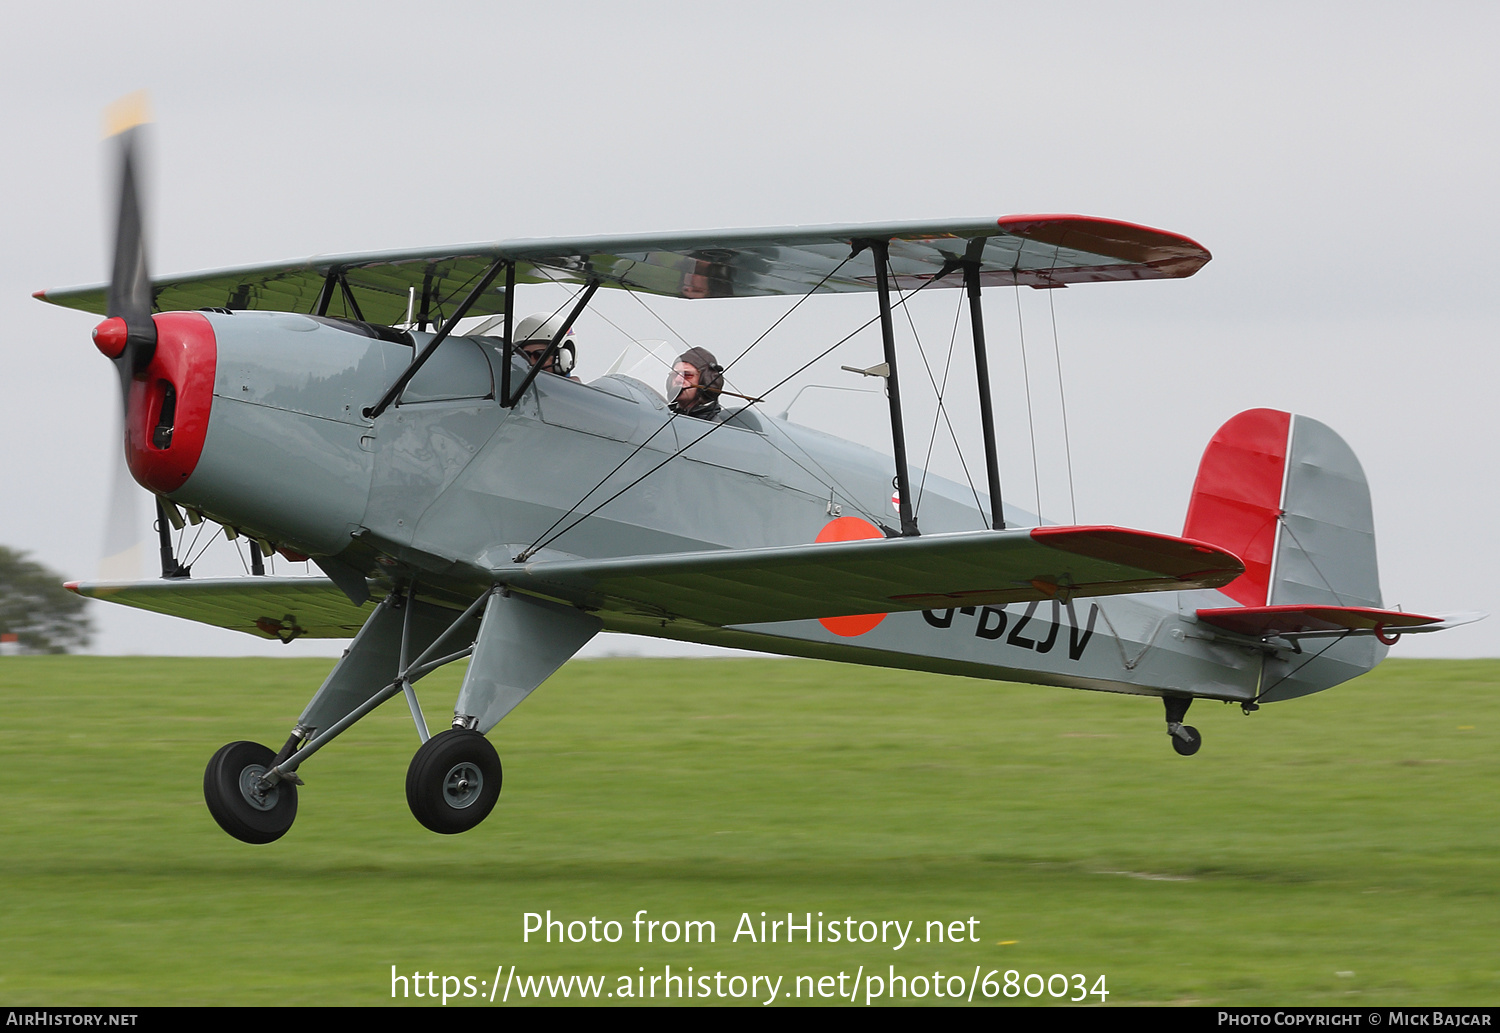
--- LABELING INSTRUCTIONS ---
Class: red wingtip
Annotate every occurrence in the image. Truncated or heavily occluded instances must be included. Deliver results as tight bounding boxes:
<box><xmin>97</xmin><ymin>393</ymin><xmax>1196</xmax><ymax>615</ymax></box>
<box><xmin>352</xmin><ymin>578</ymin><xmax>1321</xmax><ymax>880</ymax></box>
<box><xmin>995</xmin><ymin>214</ymin><xmax>1212</xmax><ymax>268</ymax></box>
<box><xmin>63</xmin><ymin>581</ymin><xmax>80</xmax><ymax>594</ymax></box>
<box><xmin>32</xmin><ymin>289</ymin><xmax>47</xmax><ymax>300</ymax></box>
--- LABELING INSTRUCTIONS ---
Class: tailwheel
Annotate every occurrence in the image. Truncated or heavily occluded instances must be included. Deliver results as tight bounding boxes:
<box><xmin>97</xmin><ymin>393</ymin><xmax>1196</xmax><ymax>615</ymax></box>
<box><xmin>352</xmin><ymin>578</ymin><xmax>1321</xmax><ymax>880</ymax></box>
<box><xmin>203</xmin><ymin>741</ymin><xmax>298</xmax><ymax>843</ymax></box>
<box><xmin>1162</xmin><ymin>695</ymin><xmax>1201</xmax><ymax>757</ymax></box>
<box><xmin>1169</xmin><ymin>725</ymin><xmax>1202</xmax><ymax>756</ymax></box>
<box><xmin>406</xmin><ymin>729</ymin><xmax>502</xmax><ymax>834</ymax></box>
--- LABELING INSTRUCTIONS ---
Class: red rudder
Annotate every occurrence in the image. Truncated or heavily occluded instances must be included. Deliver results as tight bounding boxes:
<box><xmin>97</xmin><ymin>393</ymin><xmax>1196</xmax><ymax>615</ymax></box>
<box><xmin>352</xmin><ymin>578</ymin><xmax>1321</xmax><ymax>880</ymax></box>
<box><xmin>1181</xmin><ymin>408</ymin><xmax>1290</xmax><ymax>607</ymax></box>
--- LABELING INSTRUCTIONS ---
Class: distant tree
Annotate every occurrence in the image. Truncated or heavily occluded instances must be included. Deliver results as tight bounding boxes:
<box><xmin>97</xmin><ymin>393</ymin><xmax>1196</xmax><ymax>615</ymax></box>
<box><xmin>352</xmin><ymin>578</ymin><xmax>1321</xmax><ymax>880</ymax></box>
<box><xmin>0</xmin><ymin>546</ymin><xmax>92</xmax><ymax>654</ymax></box>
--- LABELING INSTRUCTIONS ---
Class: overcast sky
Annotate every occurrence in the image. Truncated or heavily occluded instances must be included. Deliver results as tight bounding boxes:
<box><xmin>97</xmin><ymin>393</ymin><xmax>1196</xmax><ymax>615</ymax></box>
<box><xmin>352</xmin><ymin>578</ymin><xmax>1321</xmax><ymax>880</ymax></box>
<box><xmin>3</xmin><ymin>1</ymin><xmax>1496</xmax><ymax>660</ymax></box>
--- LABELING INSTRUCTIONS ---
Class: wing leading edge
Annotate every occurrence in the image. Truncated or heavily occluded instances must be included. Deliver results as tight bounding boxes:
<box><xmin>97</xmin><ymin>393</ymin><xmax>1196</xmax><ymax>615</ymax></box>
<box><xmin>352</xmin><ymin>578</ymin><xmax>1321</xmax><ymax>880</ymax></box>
<box><xmin>36</xmin><ymin>215</ymin><xmax>1211</xmax><ymax>327</ymax></box>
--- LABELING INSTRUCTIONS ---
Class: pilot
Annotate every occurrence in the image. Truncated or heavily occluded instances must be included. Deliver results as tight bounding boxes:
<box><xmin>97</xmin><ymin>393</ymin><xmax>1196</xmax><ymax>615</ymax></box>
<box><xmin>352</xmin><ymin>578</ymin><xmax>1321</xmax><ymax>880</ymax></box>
<box><xmin>512</xmin><ymin>312</ymin><xmax>578</xmax><ymax>379</ymax></box>
<box><xmin>667</xmin><ymin>347</ymin><xmax>724</xmax><ymax>421</ymax></box>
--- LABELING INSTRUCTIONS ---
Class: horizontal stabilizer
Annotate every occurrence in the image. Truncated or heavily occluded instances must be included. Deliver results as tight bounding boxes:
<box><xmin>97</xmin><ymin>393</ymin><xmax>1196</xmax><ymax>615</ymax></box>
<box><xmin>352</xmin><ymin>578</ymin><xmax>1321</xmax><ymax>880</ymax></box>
<box><xmin>65</xmin><ymin>577</ymin><xmax>375</xmax><ymax>640</ymax></box>
<box><xmin>508</xmin><ymin>525</ymin><xmax>1243</xmax><ymax>628</ymax></box>
<box><xmin>1194</xmin><ymin>604</ymin><xmax>1483</xmax><ymax>641</ymax></box>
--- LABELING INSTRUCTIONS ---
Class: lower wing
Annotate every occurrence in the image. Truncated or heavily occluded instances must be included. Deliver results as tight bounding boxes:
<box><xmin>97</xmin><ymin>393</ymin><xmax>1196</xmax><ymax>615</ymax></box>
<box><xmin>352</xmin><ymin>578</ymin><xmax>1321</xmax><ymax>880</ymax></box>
<box><xmin>65</xmin><ymin>577</ymin><xmax>376</xmax><ymax>641</ymax></box>
<box><xmin>66</xmin><ymin>525</ymin><xmax>1243</xmax><ymax>638</ymax></box>
<box><xmin>504</xmin><ymin>525</ymin><xmax>1241</xmax><ymax>626</ymax></box>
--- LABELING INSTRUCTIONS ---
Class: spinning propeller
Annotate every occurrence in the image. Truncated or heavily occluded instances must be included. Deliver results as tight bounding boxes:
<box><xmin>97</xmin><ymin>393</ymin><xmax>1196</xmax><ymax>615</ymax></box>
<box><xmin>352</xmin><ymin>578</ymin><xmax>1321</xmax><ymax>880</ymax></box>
<box><xmin>90</xmin><ymin>94</ymin><xmax>156</xmax><ymax>580</ymax></box>
<box><xmin>90</xmin><ymin>92</ymin><xmax>156</xmax><ymax>400</ymax></box>
<box><xmin>83</xmin><ymin>98</ymin><xmax>243</xmax><ymax>578</ymax></box>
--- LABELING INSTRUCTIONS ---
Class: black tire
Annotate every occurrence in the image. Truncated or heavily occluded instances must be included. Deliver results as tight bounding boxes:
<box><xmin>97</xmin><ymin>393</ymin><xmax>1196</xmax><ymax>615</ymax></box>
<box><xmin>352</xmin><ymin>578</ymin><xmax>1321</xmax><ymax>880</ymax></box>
<box><xmin>203</xmin><ymin>741</ymin><xmax>297</xmax><ymax>844</ymax></box>
<box><xmin>406</xmin><ymin>730</ymin><xmax>502</xmax><ymax>834</ymax></box>
<box><xmin>1171</xmin><ymin>725</ymin><xmax>1203</xmax><ymax>757</ymax></box>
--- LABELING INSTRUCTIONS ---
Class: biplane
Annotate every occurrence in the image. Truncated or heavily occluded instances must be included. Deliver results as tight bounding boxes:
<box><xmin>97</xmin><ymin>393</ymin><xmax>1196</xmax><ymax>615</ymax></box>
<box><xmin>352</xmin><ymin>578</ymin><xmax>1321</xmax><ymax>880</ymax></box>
<box><xmin>37</xmin><ymin>103</ymin><xmax>1481</xmax><ymax>843</ymax></box>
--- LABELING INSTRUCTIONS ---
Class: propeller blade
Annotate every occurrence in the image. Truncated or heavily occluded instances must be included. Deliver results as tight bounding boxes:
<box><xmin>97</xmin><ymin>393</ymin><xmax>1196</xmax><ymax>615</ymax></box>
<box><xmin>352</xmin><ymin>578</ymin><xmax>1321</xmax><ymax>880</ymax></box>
<box><xmin>99</xmin><ymin>92</ymin><xmax>156</xmax><ymax>386</ymax></box>
<box><xmin>98</xmin><ymin>390</ymin><xmax>146</xmax><ymax>581</ymax></box>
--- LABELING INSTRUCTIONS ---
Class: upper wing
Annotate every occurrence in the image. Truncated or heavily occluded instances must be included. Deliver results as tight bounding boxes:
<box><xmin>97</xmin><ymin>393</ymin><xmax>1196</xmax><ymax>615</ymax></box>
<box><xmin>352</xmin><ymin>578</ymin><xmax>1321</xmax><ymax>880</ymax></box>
<box><xmin>65</xmin><ymin>576</ymin><xmax>375</xmax><ymax>640</ymax></box>
<box><xmin>506</xmin><ymin>526</ymin><xmax>1242</xmax><ymax>627</ymax></box>
<box><xmin>35</xmin><ymin>215</ymin><xmax>1211</xmax><ymax>326</ymax></box>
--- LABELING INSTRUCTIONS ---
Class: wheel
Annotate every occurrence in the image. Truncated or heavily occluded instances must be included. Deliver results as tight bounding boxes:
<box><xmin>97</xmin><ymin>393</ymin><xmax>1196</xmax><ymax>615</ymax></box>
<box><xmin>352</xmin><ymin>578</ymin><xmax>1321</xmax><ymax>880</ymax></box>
<box><xmin>1170</xmin><ymin>725</ymin><xmax>1202</xmax><ymax>756</ymax></box>
<box><xmin>405</xmin><ymin>729</ymin><xmax>502</xmax><ymax>834</ymax></box>
<box><xmin>203</xmin><ymin>741</ymin><xmax>297</xmax><ymax>843</ymax></box>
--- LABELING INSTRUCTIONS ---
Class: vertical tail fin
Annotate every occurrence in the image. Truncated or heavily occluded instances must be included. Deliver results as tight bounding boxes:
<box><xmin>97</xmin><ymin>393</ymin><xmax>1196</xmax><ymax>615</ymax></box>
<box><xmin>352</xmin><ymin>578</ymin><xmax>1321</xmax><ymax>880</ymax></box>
<box><xmin>1184</xmin><ymin>408</ymin><xmax>1384</xmax><ymax>701</ymax></box>
<box><xmin>1183</xmin><ymin>408</ymin><xmax>1380</xmax><ymax>609</ymax></box>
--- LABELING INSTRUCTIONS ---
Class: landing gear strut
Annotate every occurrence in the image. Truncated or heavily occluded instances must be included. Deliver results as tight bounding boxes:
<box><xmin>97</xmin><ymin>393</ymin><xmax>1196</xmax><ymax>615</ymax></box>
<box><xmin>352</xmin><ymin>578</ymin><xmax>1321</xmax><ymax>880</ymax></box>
<box><xmin>204</xmin><ymin>741</ymin><xmax>298</xmax><ymax>843</ymax></box>
<box><xmin>198</xmin><ymin>584</ymin><xmax>597</xmax><ymax>843</ymax></box>
<box><xmin>1163</xmin><ymin>696</ymin><xmax>1202</xmax><ymax>756</ymax></box>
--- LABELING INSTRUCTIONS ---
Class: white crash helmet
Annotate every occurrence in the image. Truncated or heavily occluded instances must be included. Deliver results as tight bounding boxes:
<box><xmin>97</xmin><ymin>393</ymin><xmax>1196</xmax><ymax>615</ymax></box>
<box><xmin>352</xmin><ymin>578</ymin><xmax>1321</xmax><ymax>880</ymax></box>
<box><xmin>512</xmin><ymin>312</ymin><xmax>576</xmax><ymax>376</ymax></box>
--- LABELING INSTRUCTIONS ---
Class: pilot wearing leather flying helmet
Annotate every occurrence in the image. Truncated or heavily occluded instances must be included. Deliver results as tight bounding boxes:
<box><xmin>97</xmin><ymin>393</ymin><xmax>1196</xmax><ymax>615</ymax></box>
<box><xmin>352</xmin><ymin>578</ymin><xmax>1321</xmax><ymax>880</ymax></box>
<box><xmin>512</xmin><ymin>312</ymin><xmax>579</xmax><ymax>379</ymax></box>
<box><xmin>667</xmin><ymin>347</ymin><xmax>724</xmax><ymax>421</ymax></box>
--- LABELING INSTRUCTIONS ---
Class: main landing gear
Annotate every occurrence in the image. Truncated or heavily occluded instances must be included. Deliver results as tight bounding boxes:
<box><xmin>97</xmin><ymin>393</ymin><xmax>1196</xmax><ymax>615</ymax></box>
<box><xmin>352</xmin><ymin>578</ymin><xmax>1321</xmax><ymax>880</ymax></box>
<box><xmin>405</xmin><ymin>729</ymin><xmax>503</xmax><ymax>834</ymax></box>
<box><xmin>1163</xmin><ymin>695</ymin><xmax>1201</xmax><ymax>756</ymax></box>
<box><xmin>202</xmin><ymin>728</ymin><xmax>503</xmax><ymax>843</ymax></box>
<box><xmin>200</xmin><ymin>584</ymin><xmax>600</xmax><ymax>844</ymax></box>
<box><xmin>203</xmin><ymin>741</ymin><xmax>299</xmax><ymax>844</ymax></box>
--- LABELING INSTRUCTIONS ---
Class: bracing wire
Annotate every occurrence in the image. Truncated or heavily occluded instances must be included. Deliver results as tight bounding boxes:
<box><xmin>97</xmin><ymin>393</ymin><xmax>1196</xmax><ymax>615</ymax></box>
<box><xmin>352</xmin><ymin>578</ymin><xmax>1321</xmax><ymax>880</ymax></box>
<box><xmin>1256</xmin><ymin>630</ymin><xmax>1354</xmax><ymax>701</ymax></box>
<box><xmin>585</xmin><ymin>285</ymin><xmax>885</xmax><ymax>527</ymax></box>
<box><xmin>183</xmin><ymin>525</ymin><xmax>220</xmax><ymax>570</ymax></box>
<box><xmin>524</xmin><ymin>320</ymin><xmax>864</xmax><ymax>557</ymax></box>
<box><xmin>1047</xmin><ymin>286</ymin><xmax>1078</xmax><ymax>525</ymax></box>
<box><xmin>1276</xmin><ymin>518</ymin><xmax>1348</xmax><ymax>606</ymax></box>
<box><xmin>523</xmin><ymin>268</ymin><xmax>951</xmax><ymax>557</ymax></box>
<box><xmin>623</xmin><ymin>287</ymin><xmax>699</xmax><ymax>354</ymax></box>
<box><xmin>178</xmin><ymin>519</ymin><xmax>208</xmax><ymax>568</ymax></box>
<box><xmin>521</xmin><ymin>255</ymin><xmax>863</xmax><ymax>557</ymax></box>
<box><xmin>425</xmin><ymin>262</ymin><xmax>489</xmax><ymax>330</ymax></box>
<box><xmin>546</xmin><ymin>257</ymin><xmax>864</xmax><ymax>530</ymax></box>
<box><xmin>530</xmin><ymin>268</ymin><xmax>599</xmax><ymax>330</ymax></box>
<box><xmin>581</xmin><ymin>300</ymin><xmax>676</xmax><ymax>375</ymax></box>
<box><xmin>915</xmin><ymin>292</ymin><xmax>966</xmax><ymax>513</ymax></box>
<box><xmin>1013</xmin><ymin>285</ymin><xmax>1043</xmax><ymax>523</ymax></box>
<box><xmin>721</xmin><ymin>269</ymin><xmax>854</xmax><ymax>378</ymax></box>
<box><xmin>890</xmin><ymin>264</ymin><xmax>985</xmax><ymax>524</ymax></box>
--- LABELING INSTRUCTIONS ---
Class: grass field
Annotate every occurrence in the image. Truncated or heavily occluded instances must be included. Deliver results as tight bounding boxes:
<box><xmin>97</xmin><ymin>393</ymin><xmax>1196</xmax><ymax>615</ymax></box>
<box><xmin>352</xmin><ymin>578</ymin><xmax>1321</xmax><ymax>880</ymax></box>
<box><xmin>0</xmin><ymin>655</ymin><xmax>1496</xmax><ymax>1006</ymax></box>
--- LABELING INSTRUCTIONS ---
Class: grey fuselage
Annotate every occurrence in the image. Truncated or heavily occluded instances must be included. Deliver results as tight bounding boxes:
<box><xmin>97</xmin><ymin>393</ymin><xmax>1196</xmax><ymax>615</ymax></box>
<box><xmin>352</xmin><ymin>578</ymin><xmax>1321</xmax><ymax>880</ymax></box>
<box><xmin>168</xmin><ymin>311</ymin><xmax>1372</xmax><ymax>705</ymax></box>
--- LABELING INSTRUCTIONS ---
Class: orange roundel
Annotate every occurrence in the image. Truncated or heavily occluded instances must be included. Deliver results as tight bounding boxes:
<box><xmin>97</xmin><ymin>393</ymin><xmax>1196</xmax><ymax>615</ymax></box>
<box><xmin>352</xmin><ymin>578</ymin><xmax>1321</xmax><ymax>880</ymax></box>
<box><xmin>814</xmin><ymin>516</ymin><xmax>887</xmax><ymax>637</ymax></box>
